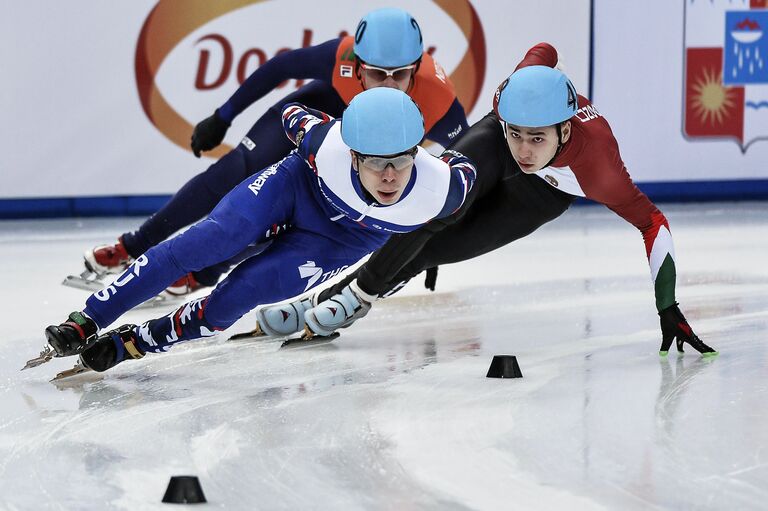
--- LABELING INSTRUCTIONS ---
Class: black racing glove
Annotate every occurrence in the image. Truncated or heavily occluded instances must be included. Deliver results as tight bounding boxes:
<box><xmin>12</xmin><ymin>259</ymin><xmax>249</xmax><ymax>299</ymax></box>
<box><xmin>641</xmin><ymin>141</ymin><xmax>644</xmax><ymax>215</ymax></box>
<box><xmin>658</xmin><ymin>303</ymin><xmax>717</xmax><ymax>356</ymax></box>
<box><xmin>191</xmin><ymin>109</ymin><xmax>230</xmax><ymax>157</ymax></box>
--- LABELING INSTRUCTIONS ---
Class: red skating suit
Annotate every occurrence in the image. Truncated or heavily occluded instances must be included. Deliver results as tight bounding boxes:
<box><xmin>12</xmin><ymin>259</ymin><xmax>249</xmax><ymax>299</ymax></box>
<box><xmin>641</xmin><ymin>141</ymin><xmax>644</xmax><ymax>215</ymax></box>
<box><xmin>518</xmin><ymin>43</ymin><xmax>676</xmax><ymax>309</ymax></box>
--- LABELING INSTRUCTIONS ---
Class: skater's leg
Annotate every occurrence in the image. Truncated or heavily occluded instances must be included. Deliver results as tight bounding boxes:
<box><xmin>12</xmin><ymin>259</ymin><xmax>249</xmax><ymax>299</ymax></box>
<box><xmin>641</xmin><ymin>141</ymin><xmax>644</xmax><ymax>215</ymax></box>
<box><xmin>127</xmin><ymin>230</ymin><xmax>369</xmax><ymax>353</ymax></box>
<box><xmin>120</xmin><ymin>80</ymin><xmax>346</xmax><ymax>259</ymax></box>
<box><xmin>120</xmin><ymin>115</ymin><xmax>293</xmax><ymax>258</ymax></box>
<box><xmin>81</xmin><ymin>160</ymin><xmax>302</xmax><ymax>330</ymax></box>
<box><xmin>378</xmin><ymin>174</ymin><xmax>575</xmax><ymax>290</ymax></box>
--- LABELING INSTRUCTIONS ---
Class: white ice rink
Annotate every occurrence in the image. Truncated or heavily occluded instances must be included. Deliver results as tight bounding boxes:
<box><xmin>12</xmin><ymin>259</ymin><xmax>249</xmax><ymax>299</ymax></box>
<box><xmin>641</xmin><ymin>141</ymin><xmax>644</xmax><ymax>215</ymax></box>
<box><xmin>0</xmin><ymin>202</ymin><xmax>766</xmax><ymax>510</ymax></box>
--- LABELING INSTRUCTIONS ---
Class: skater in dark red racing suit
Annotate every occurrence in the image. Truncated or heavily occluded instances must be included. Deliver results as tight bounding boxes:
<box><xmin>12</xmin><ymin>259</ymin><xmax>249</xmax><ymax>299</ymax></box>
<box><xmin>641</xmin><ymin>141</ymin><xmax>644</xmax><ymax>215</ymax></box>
<box><xmin>286</xmin><ymin>43</ymin><xmax>717</xmax><ymax>357</ymax></box>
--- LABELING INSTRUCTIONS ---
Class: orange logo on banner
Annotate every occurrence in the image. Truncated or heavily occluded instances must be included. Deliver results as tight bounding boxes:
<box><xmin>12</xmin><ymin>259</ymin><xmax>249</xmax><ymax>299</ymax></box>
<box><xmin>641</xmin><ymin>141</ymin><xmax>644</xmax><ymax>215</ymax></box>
<box><xmin>135</xmin><ymin>0</ymin><xmax>486</xmax><ymax>157</ymax></box>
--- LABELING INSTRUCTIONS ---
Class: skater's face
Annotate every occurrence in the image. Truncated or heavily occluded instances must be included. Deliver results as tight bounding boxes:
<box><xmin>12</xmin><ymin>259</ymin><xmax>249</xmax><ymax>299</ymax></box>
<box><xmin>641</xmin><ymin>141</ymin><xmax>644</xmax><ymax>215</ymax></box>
<box><xmin>352</xmin><ymin>149</ymin><xmax>416</xmax><ymax>205</ymax></box>
<box><xmin>359</xmin><ymin>63</ymin><xmax>416</xmax><ymax>92</ymax></box>
<box><xmin>504</xmin><ymin>121</ymin><xmax>571</xmax><ymax>173</ymax></box>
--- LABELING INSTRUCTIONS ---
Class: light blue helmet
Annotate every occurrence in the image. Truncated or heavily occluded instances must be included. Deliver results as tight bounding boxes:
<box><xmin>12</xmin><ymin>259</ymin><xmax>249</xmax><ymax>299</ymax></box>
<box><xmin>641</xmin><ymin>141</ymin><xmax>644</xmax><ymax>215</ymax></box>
<box><xmin>354</xmin><ymin>8</ymin><xmax>423</xmax><ymax>67</ymax></box>
<box><xmin>493</xmin><ymin>66</ymin><xmax>579</xmax><ymax>127</ymax></box>
<box><xmin>341</xmin><ymin>88</ymin><xmax>425</xmax><ymax>155</ymax></box>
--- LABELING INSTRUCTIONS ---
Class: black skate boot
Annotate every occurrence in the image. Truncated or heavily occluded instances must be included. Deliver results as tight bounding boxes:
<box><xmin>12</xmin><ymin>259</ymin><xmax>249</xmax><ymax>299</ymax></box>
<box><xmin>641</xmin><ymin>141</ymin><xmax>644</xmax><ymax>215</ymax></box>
<box><xmin>80</xmin><ymin>324</ymin><xmax>145</xmax><ymax>372</ymax></box>
<box><xmin>45</xmin><ymin>311</ymin><xmax>99</xmax><ymax>357</ymax></box>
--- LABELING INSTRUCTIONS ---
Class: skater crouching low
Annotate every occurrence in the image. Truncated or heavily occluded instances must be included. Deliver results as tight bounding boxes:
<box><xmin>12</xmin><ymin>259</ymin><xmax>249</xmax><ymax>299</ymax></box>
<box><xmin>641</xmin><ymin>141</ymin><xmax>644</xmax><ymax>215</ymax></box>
<box><xmin>42</xmin><ymin>88</ymin><xmax>476</xmax><ymax>373</ymax></box>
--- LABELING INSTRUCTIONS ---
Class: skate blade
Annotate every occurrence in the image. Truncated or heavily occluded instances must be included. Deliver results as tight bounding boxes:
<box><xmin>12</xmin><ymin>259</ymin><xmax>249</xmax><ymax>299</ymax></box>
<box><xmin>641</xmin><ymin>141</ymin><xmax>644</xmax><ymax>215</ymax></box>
<box><xmin>50</xmin><ymin>360</ymin><xmax>94</xmax><ymax>382</ymax></box>
<box><xmin>280</xmin><ymin>332</ymin><xmax>340</xmax><ymax>349</ymax></box>
<box><xmin>61</xmin><ymin>279</ymin><xmax>185</xmax><ymax>310</ymax></box>
<box><xmin>22</xmin><ymin>345</ymin><xmax>57</xmax><ymax>370</ymax></box>
<box><xmin>134</xmin><ymin>293</ymin><xmax>184</xmax><ymax>310</ymax></box>
<box><xmin>62</xmin><ymin>270</ymin><xmax>107</xmax><ymax>292</ymax></box>
<box><xmin>228</xmin><ymin>330</ymin><xmax>270</xmax><ymax>341</ymax></box>
<box><xmin>65</xmin><ymin>268</ymin><xmax>191</xmax><ymax>309</ymax></box>
<box><xmin>228</xmin><ymin>322</ymin><xmax>269</xmax><ymax>342</ymax></box>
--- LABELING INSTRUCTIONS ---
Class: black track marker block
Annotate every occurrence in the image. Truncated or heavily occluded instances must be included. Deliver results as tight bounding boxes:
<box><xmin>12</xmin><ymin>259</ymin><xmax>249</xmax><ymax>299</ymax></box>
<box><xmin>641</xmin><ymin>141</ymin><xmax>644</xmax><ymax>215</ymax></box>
<box><xmin>162</xmin><ymin>475</ymin><xmax>207</xmax><ymax>504</ymax></box>
<box><xmin>486</xmin><ymin>355</ymin><xmax>523</xmax><ymax>378</ymax></box>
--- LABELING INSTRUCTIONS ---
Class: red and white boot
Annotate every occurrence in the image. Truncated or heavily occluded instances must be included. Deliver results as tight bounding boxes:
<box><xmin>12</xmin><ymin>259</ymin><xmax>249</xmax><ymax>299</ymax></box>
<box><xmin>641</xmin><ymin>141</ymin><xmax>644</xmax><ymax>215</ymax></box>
<box><xmin>165</xmin><ymin>273</ymin><xmax>204</xmax><ymax>296</ymax></box>
<box><xmin>84</xmin><ymin>237</ymin><xmax>134</xmax><ymax>275</ymax></box>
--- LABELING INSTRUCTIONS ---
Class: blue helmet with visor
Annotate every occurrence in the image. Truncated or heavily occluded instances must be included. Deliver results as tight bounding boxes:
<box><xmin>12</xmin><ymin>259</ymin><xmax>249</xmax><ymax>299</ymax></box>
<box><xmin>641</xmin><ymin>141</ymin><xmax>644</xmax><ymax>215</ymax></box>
<box><xmin>341</xmin><ymin>88</ymin><xmax>424</xmax><ymax>156</ymax></box>
<box><xmin>493</xmin><ymin>66</ymin><xmax>579</xmax><ymax>127</ymax></box>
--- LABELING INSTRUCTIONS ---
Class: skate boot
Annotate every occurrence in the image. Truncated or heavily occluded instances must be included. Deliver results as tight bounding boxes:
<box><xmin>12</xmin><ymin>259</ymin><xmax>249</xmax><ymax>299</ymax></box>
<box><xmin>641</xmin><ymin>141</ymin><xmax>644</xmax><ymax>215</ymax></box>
<box><xmin>45</xmin><ymin>311</ymin><xmax>99</xmax><ymax>357</ymax></box>
<box><xmin>255</xmin><ymin>298</ymin><xmax>313</xmax><ymax>337</ymax></box>
<box><xmin>165</xmin><ymin>273</ymin><xmax>204</xmax><ymax>296</ymax></box>
<box><xmin>79</xmin><ymin>324</ymin><xmax>145</xmax><ymax>372</ymax></box>
<box><xmin>84</xmin><ymin>237</ymin><xmax>134</xmax><ymax>275</ymax></box>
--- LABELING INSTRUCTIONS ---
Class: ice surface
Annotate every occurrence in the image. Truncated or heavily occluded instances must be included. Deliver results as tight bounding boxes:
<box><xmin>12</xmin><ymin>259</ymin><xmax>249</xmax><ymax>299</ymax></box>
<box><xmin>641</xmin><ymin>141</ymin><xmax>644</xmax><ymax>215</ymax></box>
<box><xmin>0</xmin><ymin>203</ymin><xmax>766</xmax><ymax>510</ymax></box>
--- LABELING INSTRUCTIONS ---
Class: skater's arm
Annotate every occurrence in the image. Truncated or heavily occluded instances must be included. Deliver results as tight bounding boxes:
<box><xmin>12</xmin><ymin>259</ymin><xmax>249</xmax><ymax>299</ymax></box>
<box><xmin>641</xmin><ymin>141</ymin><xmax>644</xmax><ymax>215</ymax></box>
<box><xmin>515</xmin><ymin>42</ymin><xmax>559</xmax><ymax>71</ymax></box>
<box><xmin>281</xmin><ymin>103</ymin><xmax>332</xmax><ymax>144</ymax></box>
<box><xmin>577</xmin><ymin>146</ymin><xmax>677</xmax><ymax>312</ymax></box>
<box><xmin>191</xmin><ymin>39</ymin><xmax>339</xmax><ymax>157</ymax></box>
<box><xmin>218</xmin><ymin>38</ymin><xmax>340</xmax><ymax>123</ymax></box>
<box><xmin>424</xmin><ymin>98</ymin><xmax>470</xmax><ymax>148</ymax></box>
<box><xmin>280</xmin><ymin>102</ymin><xmax>335</xmax><ymax>165</ymax></box>
<box><xmin>432</xmin><ymin>150</ymin><xmax>477</xmax><ymax>219</ymax></box>
<box><xmin>583</xmin><ymin>162</ymin><xmax>715</xmax><ymax>355</ymax></box>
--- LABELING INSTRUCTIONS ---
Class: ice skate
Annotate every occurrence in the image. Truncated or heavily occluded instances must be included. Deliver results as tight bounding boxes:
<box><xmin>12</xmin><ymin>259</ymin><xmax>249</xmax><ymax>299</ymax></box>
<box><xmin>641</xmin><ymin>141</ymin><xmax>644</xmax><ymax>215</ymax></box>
<box><xmin>62</xmin><ymin>268</ymin><xmax>110</xmax><ymax>292</ymax></box>
<box><xmin>228</xmin><ymin>298</ymin><xmax>313</xmax><ymax>341</ymax></box>
<box><xmin>50</xmin><ymin>359</ymin><xmax>94</xmax><ymax>382</ymax></box>
<box><xmin>49</xmin><ymin>326</ymin><xmax>145</xmax><ymax>381</ymax></box>
<box><xmin>227</xmin><ymin>320</ymin><xmax>269</xmax><ymax>341</ymax></box>
<box><xmin>24</xmin><ymin>311</ymin><xmax>99</xmax><ymax>371</ymax></box>
<box><xmin>165</xmin><ymin>273</ymin><xmax>204</xmax><ymax>297</ymax></box>
<box><xmin>44</xmin><ymin>311</ymin><xmax>99</xmax><ymax>357</ymax></box>
<box><xmin>78</xmin><ymin>324</ymin><xmax>145</xmax><ymax>372</ymax></box>
<box><xmin>279</xmin><ymin>327</ymin><xmax>339</xmax><ymax>349</ymax></box>
<box><xmin>229</xmin><ymin>305</ymin><xmax>340</xmax><ymax>348</ymax></box>
<box><xmin>63</xmin><ymin>238</ymin><xmax>134</xmax><ymax>292</ymax></box>
<box><xmin>84</xmin><ymin>237</ymin><xmax>134</xmax><ymax>275</ymax></box>
<box><xmin>131</xmin><ymin>274</ymin><xmax>204</xmax><ymax>310</ymax></box>
<box><xmin>65</xmin><ymin>264</ymin><xmax>192</xmax><ymax>311</ymax></box>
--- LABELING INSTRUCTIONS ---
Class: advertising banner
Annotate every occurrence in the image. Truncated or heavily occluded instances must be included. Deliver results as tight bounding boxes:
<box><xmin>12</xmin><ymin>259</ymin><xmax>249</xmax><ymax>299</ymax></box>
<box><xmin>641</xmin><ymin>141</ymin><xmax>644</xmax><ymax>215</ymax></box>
<box><xmin>1</xmin><ymin>0</ymin><xmax>591</xmax><ymax>210</ymax></box>
<box><xmin>8</xmin><ymin>1</ymin><xmax>766</xmax><ymax>213</ymax></box>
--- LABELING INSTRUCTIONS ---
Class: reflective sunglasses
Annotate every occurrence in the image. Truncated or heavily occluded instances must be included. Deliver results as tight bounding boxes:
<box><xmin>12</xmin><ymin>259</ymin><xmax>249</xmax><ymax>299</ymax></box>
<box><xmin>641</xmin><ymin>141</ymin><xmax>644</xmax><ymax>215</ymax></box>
<box><xmin>356</xmin><ymin>150</ymin><xmax>416</xmax><ymax>172</ymax></box>
<box><xmin>360</xmin><ymin>63</ymin><xmax>416</xmax><ymax>83</ymax></box>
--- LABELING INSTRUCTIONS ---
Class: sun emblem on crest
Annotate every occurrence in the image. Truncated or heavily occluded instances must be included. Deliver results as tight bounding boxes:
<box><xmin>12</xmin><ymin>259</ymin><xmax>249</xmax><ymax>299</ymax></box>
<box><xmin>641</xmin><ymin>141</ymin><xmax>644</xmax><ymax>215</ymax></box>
<box><xmin>690</xmin><ymin>67</ymin><xmax>739</xmax><ymax>125</ymax></box>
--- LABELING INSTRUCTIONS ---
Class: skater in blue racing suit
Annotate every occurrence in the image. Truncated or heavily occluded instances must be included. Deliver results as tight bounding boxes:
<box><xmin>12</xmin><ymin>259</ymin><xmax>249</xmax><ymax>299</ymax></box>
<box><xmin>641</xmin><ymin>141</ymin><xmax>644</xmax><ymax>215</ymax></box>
<box><xmin>83</xmin><ymin>7</ymin><xmax>470</xmax><ymax>297</ymax></box>
<box><xmin>44</xmin><ymin>88</ymin><xmax>476</xmax><ymax>373</ymax></box>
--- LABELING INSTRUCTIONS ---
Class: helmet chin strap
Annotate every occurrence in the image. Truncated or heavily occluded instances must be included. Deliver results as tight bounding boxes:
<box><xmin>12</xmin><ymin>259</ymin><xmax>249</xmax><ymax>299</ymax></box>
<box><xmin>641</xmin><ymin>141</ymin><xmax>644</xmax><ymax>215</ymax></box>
<box><xmin>542</xmin><ymin>122</ymin><xmax>566</xmax><ymax>169</ymax></box>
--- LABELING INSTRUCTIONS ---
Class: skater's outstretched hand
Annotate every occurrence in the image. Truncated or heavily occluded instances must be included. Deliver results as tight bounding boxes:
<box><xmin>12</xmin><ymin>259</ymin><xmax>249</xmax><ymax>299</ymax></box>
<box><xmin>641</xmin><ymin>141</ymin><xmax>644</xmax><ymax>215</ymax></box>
<box><xmin>191</xmin><ymin>109</ymin><xmax>230</xmax><ymax>157</ymax></box>
<box><xmin>305</xmin><ymin>280</ymin><xmax>376</xmax><ymax>336</ymax></box>
<box><xmin>658</xmin><ymin>303</ymin><xmax>717</xmax><ymax>356</ymax></box>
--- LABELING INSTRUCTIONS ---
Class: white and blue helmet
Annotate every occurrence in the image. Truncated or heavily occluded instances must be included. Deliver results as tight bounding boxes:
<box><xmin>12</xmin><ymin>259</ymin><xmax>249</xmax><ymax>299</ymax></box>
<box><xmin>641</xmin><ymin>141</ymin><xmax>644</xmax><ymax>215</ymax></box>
<box><xmin>493</xmin><ymin>66</ymin><xmax>579</xmax><ymax>127</ymax></box>
<box><xmin>341</xmin><ymin>88</ymin><xmax>424</xmax><ymax>155</ymax></box>
<box><xmin>353</xmin><ymin>8</ymin><xmax>423</xmax><ymax>67</ymax></box>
